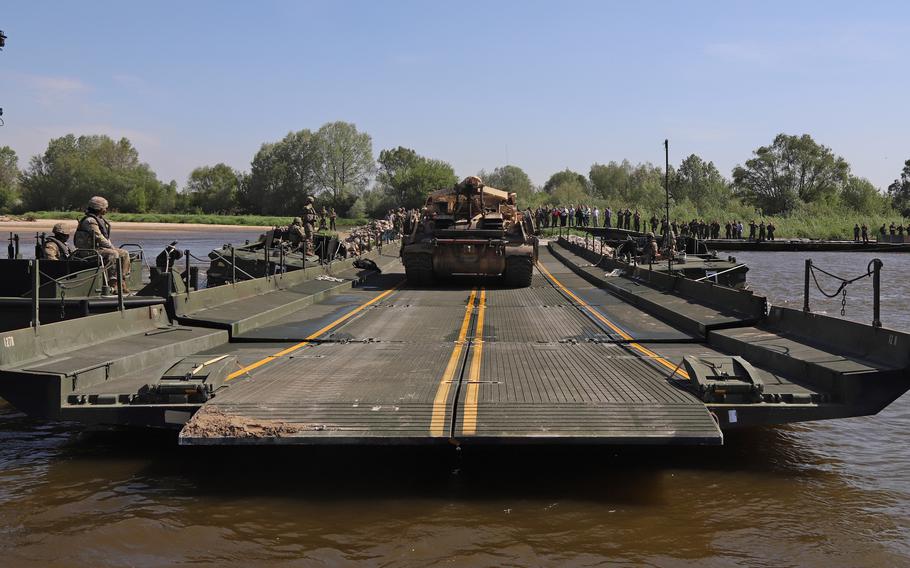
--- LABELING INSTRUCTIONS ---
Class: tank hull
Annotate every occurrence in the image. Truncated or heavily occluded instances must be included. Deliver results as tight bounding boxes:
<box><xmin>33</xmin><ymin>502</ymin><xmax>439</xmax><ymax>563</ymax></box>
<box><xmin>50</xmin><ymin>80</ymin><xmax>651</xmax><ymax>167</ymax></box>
<box><xmin>401</xmin><ymin>238</ymin><xmax>537</xmax><ymax>283</ymax></box>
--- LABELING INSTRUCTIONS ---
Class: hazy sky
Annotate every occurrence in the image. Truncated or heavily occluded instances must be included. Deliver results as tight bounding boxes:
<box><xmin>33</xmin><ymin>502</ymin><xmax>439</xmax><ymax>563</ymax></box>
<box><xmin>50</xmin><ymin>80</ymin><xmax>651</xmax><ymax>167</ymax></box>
<box><xmin>2</xmin><ymin>1</ymin><xmax>908</xmax><ymax>190</ymax></box>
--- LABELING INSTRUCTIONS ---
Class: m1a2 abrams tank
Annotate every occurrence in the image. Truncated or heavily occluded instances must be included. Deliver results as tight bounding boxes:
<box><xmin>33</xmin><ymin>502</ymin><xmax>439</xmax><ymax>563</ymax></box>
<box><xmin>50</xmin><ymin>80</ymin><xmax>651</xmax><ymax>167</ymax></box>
<box><xmin>400</xmin><ymin>176</ymin><xmax>538</xmax><ymax>286</ymax></box>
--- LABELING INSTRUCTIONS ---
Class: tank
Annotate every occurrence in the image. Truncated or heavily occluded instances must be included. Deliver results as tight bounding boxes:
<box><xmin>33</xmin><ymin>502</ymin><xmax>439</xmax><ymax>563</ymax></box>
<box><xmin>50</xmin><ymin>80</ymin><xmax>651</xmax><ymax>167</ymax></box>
<box><xmin>400</xmin><ymin>176</ymin><xmax>538</xmax><ymax>286</ymax></box>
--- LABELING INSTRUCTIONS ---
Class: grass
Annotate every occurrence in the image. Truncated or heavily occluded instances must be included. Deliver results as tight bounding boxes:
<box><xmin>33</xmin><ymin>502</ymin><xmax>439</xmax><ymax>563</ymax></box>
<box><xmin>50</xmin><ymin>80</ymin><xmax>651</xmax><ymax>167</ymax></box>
<box><xmin>19</xmin><ymin>211</ymin><xmax>370</xmax><ymax>229</ymax></box>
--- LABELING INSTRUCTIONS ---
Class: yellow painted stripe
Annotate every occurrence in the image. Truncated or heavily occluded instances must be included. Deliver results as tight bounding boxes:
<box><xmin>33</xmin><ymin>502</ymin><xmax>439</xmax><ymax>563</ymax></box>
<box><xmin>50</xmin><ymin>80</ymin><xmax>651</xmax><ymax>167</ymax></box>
<box><xmin>536</xmin><ymin>261</ymin><xmax>690</xmax><ymax>380</ymax></box>
<box><xmin>429</xmin><ymin>288</ymin><xmax>477</xmax><ymax>436</ymax></box>
<box><xmin>226</xmin><ymin>280</ymin><xmax>404</xmax><ymax>381</ymax></box>
<box><xmin>461</xmin><ymin>287</ymin><xmax>486</xmax><ymax>435</ymax></box>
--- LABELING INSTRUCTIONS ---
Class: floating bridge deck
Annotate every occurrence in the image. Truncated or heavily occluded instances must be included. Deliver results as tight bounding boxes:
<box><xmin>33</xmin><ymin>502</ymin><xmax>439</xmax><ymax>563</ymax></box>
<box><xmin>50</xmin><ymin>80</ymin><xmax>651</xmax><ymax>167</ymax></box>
<box><xmin>2</xmin><ymin>241</ymin><xmax>908</xmax><ymax>447</ymax></box>
<box><xmin>180</xmin><ymin>249</ymin><xmax>722</xmax><ymax>445</ymax></box>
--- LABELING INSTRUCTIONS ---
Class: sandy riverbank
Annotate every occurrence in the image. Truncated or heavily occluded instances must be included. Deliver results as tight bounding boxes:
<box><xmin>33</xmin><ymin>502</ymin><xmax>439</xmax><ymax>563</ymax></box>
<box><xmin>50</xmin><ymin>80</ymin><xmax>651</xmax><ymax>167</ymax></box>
<box><xmin>0</xmin><ymin>219</ymin><xmax>272</xmax><ymax>233</ymax></box>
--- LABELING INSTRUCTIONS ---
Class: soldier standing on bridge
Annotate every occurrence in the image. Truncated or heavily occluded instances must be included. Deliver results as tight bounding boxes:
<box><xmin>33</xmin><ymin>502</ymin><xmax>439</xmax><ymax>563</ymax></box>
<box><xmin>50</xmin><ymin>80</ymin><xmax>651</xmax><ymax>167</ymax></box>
<box><xmin>303</xmin><ymin>196</ymin><xmax>318</xmax><ymax>252</ymax></box>
<box><xmin>766</xmin><ymin>221</ymin><xmax>776</xmax><ymax>241</ymax></box>
<box><xmin>604</xmin><ymin>207</ymin><xmax>612</xmax><ymax>228</ymax></box>
<box><xmin>633</xmin><ymin>210</ymin><xmax>641</xmax><ymax>232</ymax></box>
<box><xmin>43</xmin><ymin>223</ymin><xmax>72</xmax><ymax>260</ymax></box>
<box><xmin>329</xmin><ymin>207</ymin><xmax>337</xmax><ymax>231</ymax></box>
<box><xmin>854</xmin><ymin>224</ymin><xmax>861</xmax><ymax>242</ymax></box>
<box><xmin>74</xmin><ymin>196</ymin><xmax>132</xmax><ymax>293</ymax></box>
<box><xmin>646</xmin><ymin>232</ymin><xmax>659</xmax><ymax>262</ymax></box>
<box><xmin>758</xmin><ymin>221</ymin><xmax>766</xmax><ymax>242</ymax></box>
<box><xmin>861</xmin><ymin>223</ymin><xmax>869</xmax><ymax>244</ymax></box>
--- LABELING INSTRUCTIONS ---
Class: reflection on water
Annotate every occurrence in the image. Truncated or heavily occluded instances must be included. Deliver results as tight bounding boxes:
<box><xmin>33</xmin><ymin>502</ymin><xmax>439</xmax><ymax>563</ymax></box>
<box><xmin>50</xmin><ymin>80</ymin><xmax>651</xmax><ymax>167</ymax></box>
<box><xmin>0</xmin><ymin>245</ymin><xmax>908</xmax><ymax>566</ymax></box>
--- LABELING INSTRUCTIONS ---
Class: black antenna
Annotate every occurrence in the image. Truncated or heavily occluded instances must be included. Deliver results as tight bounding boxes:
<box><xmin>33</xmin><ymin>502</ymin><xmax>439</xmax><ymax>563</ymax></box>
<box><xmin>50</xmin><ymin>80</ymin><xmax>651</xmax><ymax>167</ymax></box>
<box><xmin>664</xmin><ymin>139</ymin><xmax>671</xmax><ymax>274</ymax></box>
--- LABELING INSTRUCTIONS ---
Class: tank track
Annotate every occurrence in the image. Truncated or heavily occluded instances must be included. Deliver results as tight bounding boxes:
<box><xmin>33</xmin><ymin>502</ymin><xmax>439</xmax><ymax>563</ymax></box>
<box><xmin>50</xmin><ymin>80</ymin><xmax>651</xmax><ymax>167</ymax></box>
<box><xmin>404</xmin><ymin>254</ymin><xmax>434</xmax><ymax>285</ymax></box>
<box><xmin>503</xmin><ymin>256</ymin><xmax>534</xmax><ymax>288</ymax></box>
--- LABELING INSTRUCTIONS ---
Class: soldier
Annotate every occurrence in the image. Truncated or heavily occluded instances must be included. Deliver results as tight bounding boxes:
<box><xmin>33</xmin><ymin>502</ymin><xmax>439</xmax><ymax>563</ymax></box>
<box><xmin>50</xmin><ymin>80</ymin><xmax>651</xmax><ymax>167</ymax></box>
<box><xmin>73</xmin><ymin>196</ymin><xmax>132</xmax><ymax>292</ymax></box>
<box><xmin>861</xmin><ymin>223</ymin><xmax>869</xmax><ymax>244</ymax></box>
<box><xmin>650</xmin><ymin>214</ymin><xmax>659</xmax><ymax>233</ymax></box>
<box><xmin>748</xmin><ymin>220</ymin><xmax>756</xmax><ymax>241</ymax></box>
<box><xmin>766</xmin><ymin>221</ymin><xmax>776</xmax><ymax>241</ymax></box>
<box><xmin>302</xmin><ymin>196</ymin><xmax>318</xmax><ymax>251</ymax></box>
<box><xmin>758</xmin><ymin>221</ymin><xmax>766</xmax><ymax>242</ymax></box>
<box><xmin>879</xmin><ymin>224</ymin><xmax>887</xmax><ymax>239</ymax></box>
<box><xmin>633</xmin><ymin>209</ymin><xmax>641</xmax><ymax>232</ymax></box>
<box><xmin>285</xmin><ymin>217</ymin><xmax>306</xmax><ymax>250</ymax></box>
<box><xmin>329</xmin><ymin>207</ymin><xmax>337</xmax><ymax>231</ymax></box>
<box><xmin>604</xmin><ymin>207</ymin><xmax>612</xmax><ymax>228</ymax></box>
<box><xmin>646</xmin><ymin>232</ymin><xmax>659</xmax><ymax>262</ymax></box>
<box><xmin>43</xmin><ymin>222</ymin><xmax>72</xmax><ymax>260</ymax></box>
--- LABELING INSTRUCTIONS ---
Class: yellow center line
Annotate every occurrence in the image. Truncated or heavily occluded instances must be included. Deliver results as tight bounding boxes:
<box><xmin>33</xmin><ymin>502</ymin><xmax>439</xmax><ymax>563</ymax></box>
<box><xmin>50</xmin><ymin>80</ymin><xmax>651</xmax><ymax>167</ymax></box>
<box><xmin>536</xmin><ymin>261</ymin><xmax>690</xmax><ymax>380</ymax></box>
<box><xmin>429</xmin><ymin>288</ymin><xmax>477</xmax><ymax>436</ymax></box>
<box><xmin>226</xmin><ymin>280</ymin><xmax>404</xmax><ymax>381</ymax></box>
<box><xmin>461</xmin><ymin>287</ymin><xmax>486</xmax><ymax>435</ymax></box>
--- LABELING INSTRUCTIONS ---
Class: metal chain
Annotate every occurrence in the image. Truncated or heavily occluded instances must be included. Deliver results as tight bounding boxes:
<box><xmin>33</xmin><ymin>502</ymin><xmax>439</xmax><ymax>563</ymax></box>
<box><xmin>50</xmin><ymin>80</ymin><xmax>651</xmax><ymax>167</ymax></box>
<box><xmin>841</xmin><ymin>288</ymin><xmax>847</xmax><ymax>317</ymax></box>
<box><xmin>59</xmin><ymin>288</ymin><xmax>66</xmax><ymax>320</ymax></box>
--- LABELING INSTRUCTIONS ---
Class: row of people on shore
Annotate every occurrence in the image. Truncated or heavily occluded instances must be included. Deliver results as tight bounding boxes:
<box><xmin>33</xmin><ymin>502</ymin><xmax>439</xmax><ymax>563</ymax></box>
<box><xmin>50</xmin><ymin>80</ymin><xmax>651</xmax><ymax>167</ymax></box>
<box><xmin>528</xmin><ymin>205</ymin><xmax>779</xmax><ymax>241</ymax></box>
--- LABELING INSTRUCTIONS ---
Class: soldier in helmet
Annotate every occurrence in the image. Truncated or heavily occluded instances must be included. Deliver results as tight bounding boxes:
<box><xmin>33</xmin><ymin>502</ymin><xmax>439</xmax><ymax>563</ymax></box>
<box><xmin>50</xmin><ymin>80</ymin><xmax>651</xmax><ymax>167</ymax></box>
<box><xmin>646</xmin><ymin>232</ymin><xmax>660</xmax><ymax>262</ymax></box>
<box><xmin>302</xmin><ymin>196</ymin><xmax>318</xmax><ymax>251</ymax></box>
<box><xmin>43</xmin><ymin>222</ymin><xmax>73</xmax><ymax>260</ymax></box>
<box><xmin>74</xmin><ymin>196</ymin><xmax>132</xmax><ymax>292</ymax></box>
<box><xmin>285</xmin><ymin>216</ymin><xmax>306</xmax><ymax>251</ymax></box>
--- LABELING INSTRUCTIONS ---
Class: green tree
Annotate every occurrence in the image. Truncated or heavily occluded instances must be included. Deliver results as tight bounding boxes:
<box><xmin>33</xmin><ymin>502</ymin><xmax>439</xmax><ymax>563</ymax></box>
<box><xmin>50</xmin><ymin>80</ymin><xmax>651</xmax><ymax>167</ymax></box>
<box><xmin>842</xmin><ymin>176</ymin><xmax>885</xmax><ymax>215</ymax></box>
<box><xmin>313</xmin><ymin>121</ymin><xmax>374</xmax><ymax>211</ymax></box>
<box><xmin>375</xmin><ymin>146</ymin><xmax>456</xmax><ymax>209</ymax></box>
<box><xmin>673</xmin><ymin>154</ymin><xmax>731</xmax><ymax>210</ymax></box>
<box><xmin>0</xmin><ymin>146</ymin><xmax>19</xmax><ymax>212</ymax></box>
<box><xmin>185</xmin><ymin>163</ymin><xmax>242</xmax><ymax>213</ymax></box>
<box><xmin>589</xmin><ymin>161</ymin><xmax>632</xmax><ymax>201</ymax></box>
<box><xmin>589</xmin><ymin>160</ymin><xmax>666</xmax><ymax>210</ymax></box>
<box><xmin>242</xmin><ymin>129</ymin><xmax>319</xmax><ymax>215</ymax></box>
<box><xmin>544</xmin><ymin>169</ymin><xmax>588</xmax><ymax>194</ymax></box>
<box><xmin>887</xmin><ymin>159</ymin><xmax>910</xmax><ymax>216</ymax></box>
<box><xmin>19</xmin><ymin>134</ymin><xmax>173</xmax><ymax>212</ymax></box>
<box><xmin>550</xmin><ymin>178</ymin><xmax>589</xmax><ymax>204</ymax></box>
<box><xmin>478</xmin><ymin>165</ymin><xmax>535</xmax><ymax>201</ymax></box>
<box><xmin>732</xmin><ymin>133</ymin><xmax>850</xmax><ymax>215</ymax></box>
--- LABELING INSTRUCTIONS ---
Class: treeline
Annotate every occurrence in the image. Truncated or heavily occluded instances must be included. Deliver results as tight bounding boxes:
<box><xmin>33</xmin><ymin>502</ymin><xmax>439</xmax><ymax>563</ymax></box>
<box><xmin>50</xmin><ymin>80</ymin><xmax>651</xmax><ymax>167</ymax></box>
<box><xmin>2</xmin><ymin>125</ymin><xmax>910</xmax><ymax>226</ymax></box>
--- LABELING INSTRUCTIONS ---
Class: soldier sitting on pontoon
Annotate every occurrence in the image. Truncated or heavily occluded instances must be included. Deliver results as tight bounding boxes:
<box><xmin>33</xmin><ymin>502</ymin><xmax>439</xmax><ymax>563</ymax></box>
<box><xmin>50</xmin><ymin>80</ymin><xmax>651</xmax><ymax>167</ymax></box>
<box><xmin>284</xmin><ymin>217</ymin><xmax>306</xmax><ymax>251</ymax></box>
<box><xmin>42</xmin><ymin>223</ymin><xmax>73</xmax><ymax>260</ymax></box>
<box><xmin>73</xmin><ymin>196</ymin><xmax>132</xmax><ymax>293</ymax></box>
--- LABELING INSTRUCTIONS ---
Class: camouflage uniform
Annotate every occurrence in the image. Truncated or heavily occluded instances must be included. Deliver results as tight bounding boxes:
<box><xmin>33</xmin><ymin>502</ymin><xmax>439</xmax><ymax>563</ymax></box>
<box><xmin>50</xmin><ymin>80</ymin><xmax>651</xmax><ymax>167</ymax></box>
<box><xmin>74</xmin><ymin>196</ymin><xmax>131</xmax><ymax>288</ymax></box>
<box><xmin>302</xmin><ymin>197</ymin><xmax>318</xmax><ymax>251</ymax></box>
<box><xmin>285</xmin><ymin>217</ymin><xmax>306</xmax><ymax>250</ymax></box>
<box><xmin>43</xmin><ymin>223</ymin><xmax>72</xmax><ymax>261</ymax></box>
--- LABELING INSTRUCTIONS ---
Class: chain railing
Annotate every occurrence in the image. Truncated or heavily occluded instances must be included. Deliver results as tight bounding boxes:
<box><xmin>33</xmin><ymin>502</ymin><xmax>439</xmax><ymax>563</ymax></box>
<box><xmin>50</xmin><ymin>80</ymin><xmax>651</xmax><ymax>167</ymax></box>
<box><xmin>803</xmin><ymin>258</ymin><xmax>883</xmax><ymax>327</ymax></box>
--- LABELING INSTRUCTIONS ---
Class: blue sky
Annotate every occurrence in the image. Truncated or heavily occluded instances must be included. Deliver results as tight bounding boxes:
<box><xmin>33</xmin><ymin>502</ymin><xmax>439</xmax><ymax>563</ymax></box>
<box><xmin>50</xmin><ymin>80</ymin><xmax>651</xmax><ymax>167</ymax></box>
<box><xmin>2</xmin><ymin>1</ymin><xmax>908</xmax><ymax>190</ymax></box>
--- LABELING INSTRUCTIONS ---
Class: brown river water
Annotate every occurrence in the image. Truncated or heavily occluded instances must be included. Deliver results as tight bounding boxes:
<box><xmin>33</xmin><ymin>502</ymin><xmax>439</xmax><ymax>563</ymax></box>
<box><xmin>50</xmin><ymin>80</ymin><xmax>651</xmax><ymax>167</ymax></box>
<box><xmin>1</xmin><ymin>231</ymin><xmax>908</xmax><ymax>567</ymax></box>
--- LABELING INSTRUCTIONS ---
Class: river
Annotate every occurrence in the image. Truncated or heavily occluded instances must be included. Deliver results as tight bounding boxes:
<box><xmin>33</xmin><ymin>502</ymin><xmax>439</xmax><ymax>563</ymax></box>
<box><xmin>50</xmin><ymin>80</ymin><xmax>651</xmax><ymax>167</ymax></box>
<box><xmin>0</xmin><ymin>233</ymin><xmax>907</xmax><ymax>567</ymax></box>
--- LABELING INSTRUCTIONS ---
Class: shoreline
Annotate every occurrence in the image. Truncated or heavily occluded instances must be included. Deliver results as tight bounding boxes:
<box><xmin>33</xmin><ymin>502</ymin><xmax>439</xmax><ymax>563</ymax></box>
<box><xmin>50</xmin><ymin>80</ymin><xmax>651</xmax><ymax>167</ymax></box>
<box><xmin>0</xmin><ymin>219</ymin><xmax>271</xmax><ymax>233</ymax></box>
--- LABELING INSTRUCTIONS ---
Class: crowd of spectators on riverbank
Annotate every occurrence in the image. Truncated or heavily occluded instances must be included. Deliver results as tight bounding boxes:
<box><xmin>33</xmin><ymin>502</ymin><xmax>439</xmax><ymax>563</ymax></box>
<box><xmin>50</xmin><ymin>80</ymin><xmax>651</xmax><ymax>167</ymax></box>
<box><xmin>528</xmin><ymin>205</ymin><xmax>777</xmax><ymax>241</ymax></box>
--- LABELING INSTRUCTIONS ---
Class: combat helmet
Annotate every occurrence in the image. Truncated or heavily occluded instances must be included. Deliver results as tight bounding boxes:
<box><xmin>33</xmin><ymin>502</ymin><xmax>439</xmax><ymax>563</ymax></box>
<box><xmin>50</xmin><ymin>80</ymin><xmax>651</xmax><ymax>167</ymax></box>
<box><xmin>87</xmin><ymin>196</ymin><xmax>109</xmax><ymax>211</ymax></box>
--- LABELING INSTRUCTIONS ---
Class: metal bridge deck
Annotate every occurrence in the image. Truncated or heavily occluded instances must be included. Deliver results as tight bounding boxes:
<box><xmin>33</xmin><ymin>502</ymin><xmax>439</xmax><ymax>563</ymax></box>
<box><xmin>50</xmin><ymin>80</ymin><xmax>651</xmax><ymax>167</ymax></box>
<box><xmin>179</xmin><ymin>248</ymin><xmax>722</xmax><ymax>445</ymax></box>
